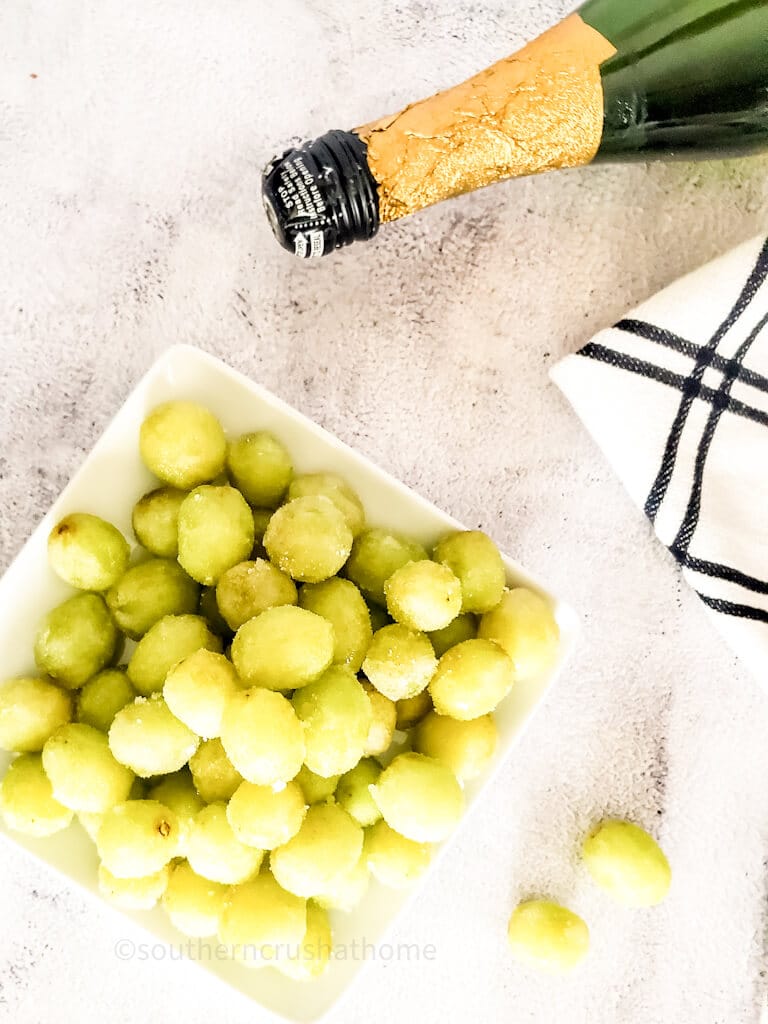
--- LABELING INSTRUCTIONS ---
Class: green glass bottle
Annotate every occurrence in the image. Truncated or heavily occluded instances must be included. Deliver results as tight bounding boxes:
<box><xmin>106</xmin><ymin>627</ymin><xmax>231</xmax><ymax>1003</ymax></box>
<box><xmin>263</xmin><ymin>0</ymin><xmax>768</xmax><ymax>258</ymax></box>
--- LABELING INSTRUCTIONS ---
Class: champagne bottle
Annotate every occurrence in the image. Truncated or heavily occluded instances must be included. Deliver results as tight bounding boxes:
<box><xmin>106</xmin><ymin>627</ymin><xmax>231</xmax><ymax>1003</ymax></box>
<box><xmin>262</xmin><ymin>0</ymin><xmax>768</xmax><ymax>259</ymax></box>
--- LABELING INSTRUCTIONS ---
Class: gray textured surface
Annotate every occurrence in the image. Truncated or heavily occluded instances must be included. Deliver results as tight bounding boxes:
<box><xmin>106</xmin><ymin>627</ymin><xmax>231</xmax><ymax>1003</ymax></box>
<box><xmin>2</xmin><ymin>2</ymin><xmax>768</xmax><ymax>1022</ymax></box>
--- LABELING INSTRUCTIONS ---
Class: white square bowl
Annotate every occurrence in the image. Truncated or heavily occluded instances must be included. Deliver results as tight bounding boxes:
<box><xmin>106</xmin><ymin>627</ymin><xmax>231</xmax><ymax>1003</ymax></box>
<box><xmin>0</xmin><ymin>345</ymin><xmax>578</xmax><ymax>1023</ymax></box>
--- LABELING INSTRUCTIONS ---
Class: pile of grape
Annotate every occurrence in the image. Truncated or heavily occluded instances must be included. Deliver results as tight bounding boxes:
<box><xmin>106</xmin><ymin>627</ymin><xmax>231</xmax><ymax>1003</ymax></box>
<box><xmin>0</xmin><ymin>400</ymin><xmax>560</xmax><ymax>981</ymax></box>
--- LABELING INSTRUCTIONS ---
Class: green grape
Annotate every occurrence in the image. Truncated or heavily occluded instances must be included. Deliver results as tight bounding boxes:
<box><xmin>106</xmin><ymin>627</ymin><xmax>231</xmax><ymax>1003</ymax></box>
<box><xmin>231</xmin><ymin>605</ymin><xmax>334</xmax><ymax>691</ymax></box>
<box><xmin>507</xmin><ymin>899</ymin><xmax>589</xmax><ymax>972</ymax></box>
<box><xmin>277</xmin><ymin>901</ymin><xmax>332</xmax><ymax>981</ymax></box>
<box><xmin>147</xmin><ymin>770</ymin><xmax>205</xmax><ymax>855</ymax></box>
<box><xmin>582</xmin><ymin>820</ymin><xmax>671</xmax><ymax>907</ymax></box>
<box><xmin>370</xmin><ymin>752</ymin><xmax>463</xmax><ymax>843</ymax></box>
<box><xmin>189</xmin><ymin>738</ymin><xmax>243</xmax><ymax>802</ymax></box>
<box><xmin>0</xmin><ymin>677</ymin><xmax>72</xmax><ymax>752</ymax></box>
<box><xmin>34</xmin><ymin>594</ymin><xmax>118</xmax><ymax>689</ymax></box>
<box><xmin>395</xmin><ymin>690</ymin><xmax>433</xmax><ymax>730</ymax></box>
<box><xmin>298</xmin><ymin>577</ymin><xmax>372</xmax><ymax>672</ymax></box>
<box><xmin>270</xmin><ymin>802</ymin><xmax>363</xmax><ymax>898</ymax></box>
<box><xmin>187</xmin><ymin>802</ymin><xmax>264</xmax><ymax>884</ymax></box>
<box><xmin>139</xmin><ymin>401</ymin><xmax>226</xmax><ymax>489</ymax></box>
<box><xmin>127</xmin><ymin>614</ymin><xmax>221</xmax><ymax>697</ymax></box>
<box><xmin>227</xmin><ymin>780</ymin><xmax>307</xmax><ymax>850</ymax></box>
<box><xmin>218</xmin><ymin>872</ymin><xmax>306</xmax><ymax>968</ymax></box>
<box><xmin>98</xmin><ymin>862</ymin><xmax>170</xmax><ymax>910</ymax></box>
<box><xmin>292</xmin><ymin>667</ymin><xmax>372</xmax><ymax>777</ymax></box>
<box><xmin>42</xmin><ymin>723</ymin><xmax>134</xmax><ymax>813</ymax></box>
<box><xmin>361</xmin><ymin>682</ymin><xmax>397</xmax><ymax>757</ymax></box>
<box><xmin>478</xmin><ymin>588</ymin><xmax>560</xmax><ymax>680</ymax></box>
<box><xmin>163</xmin><ymin>649</ymin><xmax>241</xmax><ymax>739</ymax></box>
<box><xmin>162</xmin><ymin>860</ymin><xmax>230</xmax><ymax>937</ymax></box>
<box><xmin>414</xmin><ymin>711</ymin><xmax>497</xmax><ymax>783</ymax></box>
<box><xmin>48</xmin><ymin>513</ymin><xmax>130</xmax><ymax>592</ymax></box>
<box><xmin>109</xmin><ymin>696</ymin><xmax>199</xmax><ymax>778</ymax></box>
<box><xmin>364</xmin><ymin>820</ymin><xmax>432</xmax><ymax>888</ymax></box>
<box><xmin>287</xmin><ymin>473</ymin><xmax>365</xmax><ymax>537</ymax></box>
<box><xmin>226</xmin><ymin>431</ymin><xmax>293</xmax><ymax>508</ymax></box>
<box><xmin>433</xmin><ymin>531</ymin><xmax>506</xmax><ymax>614</ymax></box>
<box><xmin>198</xmin><ymin>586</ymin><xmax>233</xmax><ymax>639</ymax></box>
<box><xmin>336</xmin><ymin>758</ymin><xmax>382</xmax><ymax>827</ymax></box>
<box><xmin>78</xmin><ymin>811</ymin><xmax>104</xmax><ymax>842</ymax></box>
<box><xmin>362</xmin><ymin>624</ymin><xmax>437</xmax><ymax>702</ymax></box>
<box><xmin>264</xmin><ymin>496</ymin><xmax>353</xmax><ymax>584</ymax></box>
<box><xmin>106</xmin><ymin>558</ymin><xmax>199</xmax><ymax>639</ymax></box>
<box><xmin>385</xmin><ymin>559</ymin><xmax>462</xmax><ymax>633</ymax></box>
<box><xmin>132</xmin><ymin>486</ymin><xmax>187</xmax><ymax>558</ymax></box>
<box><xmin>295</xmin><ymin>766</ymin><xmax>340</xmax><ymax>805</ymax></box>
<box><xmin>251</xmin><ymin>508</ymin><xmax>273</xmax><ymax>555</ymax></box>
<box><xmin>216</xmin><ymin>559</ymin><xmax>297</xmax><ymax>631</ymax></box>
<box><xmin>367</xmin><ymin>602</ymin><xmax>393</xmax><ymax>633</ymax></box>
<box><xmin>0</xmin><ymin>754</ymin><xmax>73</xmax><ymax>837</ymax></box>
<box><xmin>220</xmin><ymin>688</ymin><xmax>305</xmax><ymax>787</ymax></box>
<box><xmin>429</xmin><ymin>639</ymin><xmax>515</xmax><ymax>720</ymax></box>
<box><xmin>177</xmin><ymin>486</ymin><xmax>255</xmax><ymax>586</ymax></box>
<box><xmin>76</xmin><ymin>670</ymin><xmax>136</xmax><ymax>733</ymax></box>
<box><xmin>97</xmin><ymin>799</ymin><xmax>180</xmax><ymax>878</ymax></box>
<box><xmin>315</xmin><ymin>853</ymin><xmax>370</xmax><ymax>912</ymax></box>
<box><xmin>428</xmin><ymin>612</ymin><xmax>477</xmax><ymax>658</ymax></box>
<box><xmin>345</xmin><ymin>528</ymin><xmax>428</xmax><ymax>606</ymax></box>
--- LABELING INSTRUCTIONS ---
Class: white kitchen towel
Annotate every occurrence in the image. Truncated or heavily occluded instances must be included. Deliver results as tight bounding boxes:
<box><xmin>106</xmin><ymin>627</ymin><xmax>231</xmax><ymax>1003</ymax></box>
<box><xmin>551</xmin><ymin>234</ymin><xmax>768</xmax><ymax>683</ymax></box>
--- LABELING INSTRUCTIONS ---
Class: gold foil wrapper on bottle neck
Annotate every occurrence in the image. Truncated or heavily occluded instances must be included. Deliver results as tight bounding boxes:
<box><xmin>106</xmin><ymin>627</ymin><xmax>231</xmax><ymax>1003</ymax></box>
<box><xmin>355</xmin><ymin>14</ymin><xmax>616</xmax><ymax>223</ymax></box>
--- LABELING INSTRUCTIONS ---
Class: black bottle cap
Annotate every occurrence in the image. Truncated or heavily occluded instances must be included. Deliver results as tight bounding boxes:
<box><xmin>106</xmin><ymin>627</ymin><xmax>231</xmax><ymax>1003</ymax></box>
<box><xmin>262</xmin><ymin>130</ymin><xmax>380</xmax><ymax>258</ymax></box>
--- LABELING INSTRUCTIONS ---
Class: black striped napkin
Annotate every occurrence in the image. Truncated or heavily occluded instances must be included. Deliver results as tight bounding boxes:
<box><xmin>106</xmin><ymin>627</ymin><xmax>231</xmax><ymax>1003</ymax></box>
<box><xmin>551</xmin><ymin>234</ymin><xmax>768</xmax><ymax>681</ymax></box>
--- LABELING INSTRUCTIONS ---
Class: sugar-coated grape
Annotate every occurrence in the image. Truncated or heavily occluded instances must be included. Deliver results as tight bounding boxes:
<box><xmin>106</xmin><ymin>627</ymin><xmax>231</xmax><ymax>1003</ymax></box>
<box><xmin>315</xmin><ymin>853</ymin><xmax>370</xmax><ymax>912</ymax></box>
<box><xmin>177</xmin><ymin>486</ymin><xmax>255</xmax><ymax>586</ymax></box>
<box><xmin>433</xmin><ymin>531</ymin><xmax>506</xmax><ymax>614</ymax></box>
<box><xmin>0</xmin><ymin>677</ymin><xmax>72</xmax><ymax>752</ymax></box>
<box><xmin>299</xmin><ymin>577</ymin><xmax>372</xmax><ymax>672</ymax></box>
<box><xmin>292</xmin><ymin>667</ymin><xmax>372</xmax><ymax>777</ymax></box>
<box><xmin>109</xmin><ymin>696</ymin><xmax>199</xmax><ymax>778</ymax></box>
<box><xmin>98</xmin><ymin>863</ymin><xmax>170</xmax><ymax>910</ymax></box>
<box><xmin>428</xmin><ymin>612</ymin><xmax>477</xmax><ymax>658</ymax></box>
<box><xmin>370</xmin><ymin>752</ymin><xmax>463</xmax><ymax>843</ymax></box>
<box><xmin>345</xmin><ymin>529</ymin><xmax>428</xmax><ymax>607</ymax></box>
<box><xmin>48</xmin><ymin>513</ymin><xmax>130</xmax><ymax>592</ymax></box>
<box><xmin>362</xmin><ymin>624</ymin><xmax>437</xmax><ymax>702</ymax></box>
<box><xmin>395</xmin><ymin>690</ymin><xmax>432</xmax><ymax>730</ymax></box>
<box><xmin>164</xmin><ymin>649</ymin><xmax>241</xmax><ymax>739</ymax></box>
<box><xmin>220</xmin><ymin>689</ymin><xmax>305</xmax><ymax>786</ymax></box>
<box><xmin>385</xmin><ymin>560</ymin><xmax>462</xmax><ymax>632</ymax></box>
<box><xmin>78</xmin><ymin>811</ymin><xmax>103</xmax><ymax>841</ymax></box>
<box><xmin>277</xmin><ymin>901</ymin><xmax>332</xmax><ymax>981</ymax></box>
<box><xmin>361</xmin><ymin>682</ymin><xmax>397</xmax><ymax>757</ymax></box>
<box><xmin>295</xmin><ymin>766</ymin><xmax>340</xmax><ymax>805</ymax></box>
<box><xmin>364</xmin><ymin>820</ymin><xmax>432</xmax><ymax>889</ymax></box>
<box><xmin>367</xmin><ymin>602</ymin><xmax>393</xmax><ymax>633</ymax></box>
<box><xmin>478</xmin><ymin>588</ymin><xmax>559</xmax><ymax>680</ymax></box>
<box><xmin>139</xmin><ymin>401</ymin><xmax>226</xmax><ymax>489</ymax></box>
<box><xmin>34</xmin><ymin>594</ymin><xmax>118</xmax><ymax>689</ymax></box>
<box><xmin>162</xmin><ymin>860</ymin><xmax>230</xmax><ymax>937</ymax></box>
<box><xmin>227</xmin><ymin>780</ymin><xmax>307</xmax><ymax>850</ymax></box>
<box><xmin>187</xmin><ymin>802</ymin><xmax>264</xmax><ymax>884</ymax></box>
<box><xmin>198</xmin><ymin>586</ymin><xmax>233</xmax><ymax>639</ymax></box>
<box><xmin>287</xmin><ymin>473</ymin><xmax>365</xmax><ymax>537</ymax></box>
<box><xmin>97</xmin><ymin>800</ymin><xmax>180</xmax><ymax>878</ymax></box>
<box><xmin>216</xmin><ymin>559</ymin><xmax>297</xmax><ymax>631</ymax></box>
<box><xmin>270</xmin><ymin>802</ymin><xmax>363</xmax><ymax>898</ymax></box>
<box><xmin>231</xmin><ymin>605</ymin><xmax>334</xmax><ymax>691</ymax></box>
<box><xmin>147</xmin><ymin>770</ymin><xmax>205</xmax><ymax>854</ymax></box>
<box><xmin>507</xmin><ymin>899</ymin><xmax>589</xmax><ymax>972</ymax></box>
<box><xmin>127</xmin><ymin>614</ymin><xmax>221</xmax><ymax>697</ymax></box>
<box><xmin>0</xmin><ymin>754</ymin><xmax>73</xmax><ymax>837</ymax></box>
<box><xmin>429</xmin><ymin>638</ymin><xmax>514</xmax><ymax>720</ymax></box>
<box><xmin>335</xmin><ymin>758</ymin><xmax>382</xmax><ymax>827</ymax></box>
<box><xmin>218</xmin><ymin>872</ymin><xmax>306</xmax><ymax>968</ymax></box>
<box><xmin>582</xmin><ymin>820</ymin><xmax>671</xmax><ymax>907</ymax></box>
<box><xmin>132</xmin><ymin>486</ymin><xmax>187</xmax><ymax>558</ymax></box>
<box><xmin>251</xmin><ymin>508</ymin><xmax>272</xmax><ymax>553</ymax></box>
<box><xmin>414</xmin><ymin>711</ymin><xmax>497</xmax><ymax>783</ymax></box>
<box><xmin>107</xmin><ymin>558</ymin><xmax>199</xmax><ymax>639</ymax></box>
<box><xmin>189</xmin><ymin>738</ymin><xmax>243</xmax><ymax>802</ymax></box>
<box><xmin>43</xmin><ymin>723</ymin><xmax>134</xmax><ymax>813</ymax></box>
<box><xmin>226</xmin><ymin>431</ymin><xmax>293</xmax><ymax>508</ymax></box>
<box><xmin>264</xmin><ymin>496</ymin><xmax>352</xmax><ymax>584</ymax></box>
<box><xmin>76</xmin><ymin>670</ymin><xmax>136</xmax><ymax>733</ymax></box>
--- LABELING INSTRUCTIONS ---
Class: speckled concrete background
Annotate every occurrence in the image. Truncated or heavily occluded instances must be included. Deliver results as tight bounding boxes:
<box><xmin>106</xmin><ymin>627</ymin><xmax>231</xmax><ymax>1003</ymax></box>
<box><xmin>2</xmin><ymin>2</ymin><xmax>768</xmax><ymax>1022</ymax></box>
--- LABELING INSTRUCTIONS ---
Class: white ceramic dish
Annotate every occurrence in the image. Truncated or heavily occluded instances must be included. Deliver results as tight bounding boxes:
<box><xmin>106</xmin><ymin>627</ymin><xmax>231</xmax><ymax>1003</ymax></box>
<box><xmin>0</xmin><ymin>345</ymin><xmax>578</xmax><ymax>1022</ymax></box>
